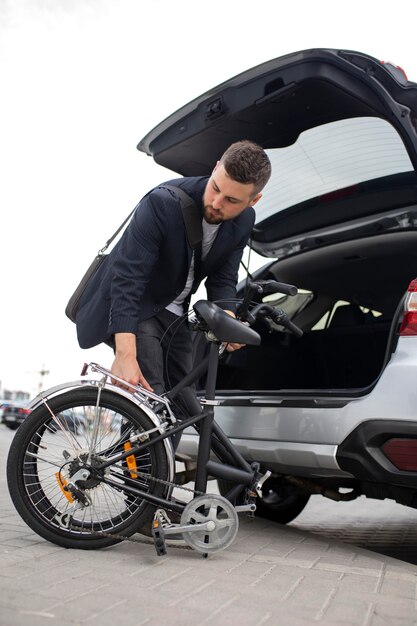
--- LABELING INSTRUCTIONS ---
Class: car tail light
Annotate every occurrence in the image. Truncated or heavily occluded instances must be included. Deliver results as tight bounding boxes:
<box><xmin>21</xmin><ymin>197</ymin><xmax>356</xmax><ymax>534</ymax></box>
<box><xmin>18</xmin><ymin>408</ymin><xmax>31</xmax><ymax>415</ymax></box>
<box><xmin>383</xmin><ymin>438</ymin><xmax>417</xmax><ymax>471</ymax></box>
<box><xmin>399</xmin><ymin>278</ymin><xmax>417</xmax><ymax>335</ymax></box>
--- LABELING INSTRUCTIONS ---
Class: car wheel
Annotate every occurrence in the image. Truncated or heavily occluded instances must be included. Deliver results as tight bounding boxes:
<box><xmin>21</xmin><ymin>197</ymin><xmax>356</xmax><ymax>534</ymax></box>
<box><xmin>255</xmin><ymin>477</ymin><xmax>311</xmax><ymax>523</ymax></box>
<box><xmin>6</xmin><ymin>423</ymin><xmax>19</xmax><ymax>431</ymax></box>
<box><xmin>218</xmin><ymin>476</ymin><xmax>310</xmax><ymax>524</ymax></box>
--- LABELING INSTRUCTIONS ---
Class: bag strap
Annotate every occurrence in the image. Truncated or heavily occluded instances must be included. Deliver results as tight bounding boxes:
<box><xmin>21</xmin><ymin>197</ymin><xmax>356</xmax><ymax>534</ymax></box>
<box><xmin>98</xmin><ymin>183</ymin><xmax>202</xmax><ymax>255</ymax></box>
<box><xmin>159</xmin><ymin>184</ymin><xmax>202</xmax><ymax>250</ymax></box>
<box><xmin>98</xmin><ymin>207</ymin><xmax>136</xmax><ymax>255</ymax></box>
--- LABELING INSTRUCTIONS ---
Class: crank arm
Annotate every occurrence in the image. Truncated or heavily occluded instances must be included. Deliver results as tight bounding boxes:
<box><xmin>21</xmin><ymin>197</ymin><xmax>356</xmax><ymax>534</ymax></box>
<box><xmin>235</xmin><ymin>503</ymin><xmax>257</xmax><ymax>513</ymax></box>
<box><xmin>161</xmin><ymin>521</ymin><xmax>216</xmax><ymax>535</ymax></box>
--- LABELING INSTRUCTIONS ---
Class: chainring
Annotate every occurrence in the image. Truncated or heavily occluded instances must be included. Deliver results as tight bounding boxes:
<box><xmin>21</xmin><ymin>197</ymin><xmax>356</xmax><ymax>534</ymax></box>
<box><xmin>180</xmin><ymin>494</ymin><xmax>239</xmax><ymax>554</ymax></box>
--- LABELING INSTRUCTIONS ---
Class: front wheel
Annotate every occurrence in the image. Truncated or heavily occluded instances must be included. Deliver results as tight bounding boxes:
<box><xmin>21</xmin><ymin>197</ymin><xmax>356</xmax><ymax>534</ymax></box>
<box><xmin>7</xmin><ymin>388</ymin><xmax>170</xmax><ymax>549</ymax></box>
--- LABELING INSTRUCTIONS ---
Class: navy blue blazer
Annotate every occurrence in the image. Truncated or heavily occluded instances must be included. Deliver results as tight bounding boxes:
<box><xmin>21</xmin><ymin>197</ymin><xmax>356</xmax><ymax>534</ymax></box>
<box><xmin>76</xmin><ymin>176</ymin><xmax>255</xmax><ymax>349</ymax></box>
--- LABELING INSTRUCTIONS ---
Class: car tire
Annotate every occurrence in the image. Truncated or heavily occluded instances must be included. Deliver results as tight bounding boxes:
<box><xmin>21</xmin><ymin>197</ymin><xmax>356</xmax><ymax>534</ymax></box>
<box><xmin>218</xmin><ymin>476</ymin><xmax>310</xmax><ymax>524</ymax></box>
<box><xmin>6</xmin><ymin>423</ymin><xmax>19</xmax><ymax>431</ymax></box>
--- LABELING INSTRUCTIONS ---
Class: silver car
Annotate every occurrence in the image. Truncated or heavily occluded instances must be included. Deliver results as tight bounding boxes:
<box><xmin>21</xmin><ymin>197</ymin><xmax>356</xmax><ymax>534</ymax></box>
<box><xmin>138</xmin><ymin>48</ymin><xmax>417</xmax><ymax>523</ymax></box>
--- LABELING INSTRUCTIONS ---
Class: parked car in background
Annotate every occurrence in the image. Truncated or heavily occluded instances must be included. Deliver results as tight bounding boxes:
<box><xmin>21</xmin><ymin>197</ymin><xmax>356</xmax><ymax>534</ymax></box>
<box><xmin>138</xmin><ymin>48</ymin><xmax>417</xmax><ymax>523</ymax></box>
<box><xmin>1</xmin><ymin>401</ymin><xmax>31</xmax><ymax>430</ymax></box>
<box><xmin>48</xmin><ymin>409</ymin><xmax>88</xmax><ymax>435</ymax></box>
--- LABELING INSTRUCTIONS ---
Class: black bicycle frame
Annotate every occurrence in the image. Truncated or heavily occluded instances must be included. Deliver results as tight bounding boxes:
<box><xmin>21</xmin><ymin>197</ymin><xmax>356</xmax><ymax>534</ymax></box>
<box><xmin>98</xmin><ymin>340</ymin><xmax>256</xmax><ymax>512</ymax></box>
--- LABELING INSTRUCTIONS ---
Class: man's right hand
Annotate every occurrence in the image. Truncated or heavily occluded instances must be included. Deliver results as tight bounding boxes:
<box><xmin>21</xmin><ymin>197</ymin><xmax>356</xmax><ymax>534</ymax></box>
<box><xmin>111</xmin><ymin>332</ymin><xmax>153</xmax><ymax>392</ymax></box>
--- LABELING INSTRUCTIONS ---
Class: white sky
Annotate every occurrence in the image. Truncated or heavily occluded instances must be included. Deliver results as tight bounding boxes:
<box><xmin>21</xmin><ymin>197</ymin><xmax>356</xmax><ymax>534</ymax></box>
<box><xmin>1</xmin><ymin>0</ymin><xmax>416</xmax><ymax>395</ymax></box>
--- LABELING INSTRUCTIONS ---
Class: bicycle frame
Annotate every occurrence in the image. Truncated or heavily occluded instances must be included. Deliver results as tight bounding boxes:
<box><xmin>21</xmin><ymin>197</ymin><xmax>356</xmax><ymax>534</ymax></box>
<box><xmin>95</xmin><ymin>339</ymin><xmax>257</xmax><ymax>514</ymax></box>
<box><xmin>40</xmin><ymin>340</ymin><xmax>257</xmax><ymax>516</ymax></box>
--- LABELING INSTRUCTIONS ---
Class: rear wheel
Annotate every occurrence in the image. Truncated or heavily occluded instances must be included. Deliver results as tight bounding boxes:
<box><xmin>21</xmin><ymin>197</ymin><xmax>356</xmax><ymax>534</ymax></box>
<box><xmin>7</xmin><ymin>388</ymin><xmax>170</xmax><ymax>549</ymax></box>
<box><xmin>218</xmin><ymin>476</ymin><xmax>310</xmax><ymax>524</ymax></box>
<box><xmin>254</xmin><ymin>477</ymin><xmax>310</xmax><ymax>523</ymax></box>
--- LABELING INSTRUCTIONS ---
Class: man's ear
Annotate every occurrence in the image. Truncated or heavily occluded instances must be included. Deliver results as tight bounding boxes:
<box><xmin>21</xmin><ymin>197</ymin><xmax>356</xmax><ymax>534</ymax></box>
<box><xmin>251</xmin><ymin>193</ymin><xmax>262</xmax><ymax>206</ymax></box>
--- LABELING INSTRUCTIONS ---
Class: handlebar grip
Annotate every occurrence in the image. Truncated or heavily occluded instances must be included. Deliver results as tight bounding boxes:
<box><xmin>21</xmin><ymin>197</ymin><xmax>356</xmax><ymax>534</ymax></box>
<box><xmin>263</xmin><ymin>281</ymin><xmax>298</xmax><ymax>296</ymax></box>
<box><xmin>284</xmin><ymin>318</ymin><xmax>304</xmax><ymax>337</ymax></box>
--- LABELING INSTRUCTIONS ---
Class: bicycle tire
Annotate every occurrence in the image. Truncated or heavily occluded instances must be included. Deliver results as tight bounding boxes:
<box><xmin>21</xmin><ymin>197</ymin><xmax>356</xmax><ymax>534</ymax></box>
<box><xmin>7</xmin><ymin>388</ymin><xmax>170</xmax><ymax>549</ymax></box>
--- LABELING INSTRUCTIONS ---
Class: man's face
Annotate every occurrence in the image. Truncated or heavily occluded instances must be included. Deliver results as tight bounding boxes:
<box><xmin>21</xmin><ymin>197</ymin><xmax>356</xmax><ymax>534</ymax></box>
<box><xmin>203</xmin><ymin>163</ymin><xmax>262</xmax><ymax>224</ymax></box>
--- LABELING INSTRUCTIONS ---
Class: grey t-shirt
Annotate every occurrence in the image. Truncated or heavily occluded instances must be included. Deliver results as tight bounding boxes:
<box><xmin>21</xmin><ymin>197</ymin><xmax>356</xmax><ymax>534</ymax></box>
<box><xmin>166</xmin><ymin>219</ymin><xmax>220</xmax><ymax>316</ymax></box>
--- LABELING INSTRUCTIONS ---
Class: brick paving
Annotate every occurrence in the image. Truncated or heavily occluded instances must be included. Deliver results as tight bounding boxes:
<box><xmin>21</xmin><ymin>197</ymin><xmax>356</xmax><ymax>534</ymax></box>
<box><xmin>1</xmin><ymin>425</ymin><xmax>417</xmax><ymax>626</ymax></box>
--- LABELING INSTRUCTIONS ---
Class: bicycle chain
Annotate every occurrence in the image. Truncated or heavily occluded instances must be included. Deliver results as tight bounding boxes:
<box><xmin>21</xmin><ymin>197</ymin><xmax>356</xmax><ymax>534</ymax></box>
<box><xmin>138</xmin><ymin>469</ymin><xmax>206</xmax><ymax>497</ymax></box>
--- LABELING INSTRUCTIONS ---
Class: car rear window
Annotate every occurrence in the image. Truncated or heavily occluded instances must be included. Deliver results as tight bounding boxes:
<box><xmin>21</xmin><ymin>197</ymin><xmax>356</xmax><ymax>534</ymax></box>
<box><xmin>255</xmin><ymin>117</ymin><xmax>414</xmax><ymax>224</ymax></box>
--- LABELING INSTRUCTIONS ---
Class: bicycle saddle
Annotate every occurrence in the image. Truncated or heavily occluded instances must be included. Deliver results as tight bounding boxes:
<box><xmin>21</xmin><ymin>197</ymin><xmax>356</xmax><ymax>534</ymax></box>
<box><xmin>193</xmin><ymin>300</ymin><xmax>261</xmax><ymax>345</ymax></box>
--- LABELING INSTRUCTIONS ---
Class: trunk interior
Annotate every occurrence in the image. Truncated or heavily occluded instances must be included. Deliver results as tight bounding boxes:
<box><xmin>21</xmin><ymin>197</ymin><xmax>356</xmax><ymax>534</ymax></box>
<box><xmin>207</xmin><ymin>230</ymin><xmax>417</xmax><ymax>394</ymax></box>
<box><xmin>215</xmin><ymin>314</ymin><xmax>394</xmax><ymax>391</ymax></box>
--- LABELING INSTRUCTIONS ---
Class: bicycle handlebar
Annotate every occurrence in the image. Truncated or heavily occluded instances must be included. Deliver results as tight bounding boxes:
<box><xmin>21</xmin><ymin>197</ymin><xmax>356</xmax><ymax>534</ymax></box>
<box><xmin>281</xmin><ymin>316</ymin><xmax>304</xmax><ymax>338</ymax></box>
<box><xmin>191</xmin><ymin>280</ymin><xmax>303</xmax><ymax>340</ymax></box>
<box><xmin>237</xmin><ymin>279</ymin><xmax>298</xmax><ymax>322</ymax></box>
<box><xmin>257</xmin><ymin>280</ymin><xmax>298</xmax><ymax>296</ymax></box>
<box><xmin>238</xmin><ymin>280</ymin><xmax>303</xmax><ymax>338</ymax></box>
<box><xmin>249</xmin><ymin>303</ymin><xmax>303</xmax><ymax>337</ymax></box>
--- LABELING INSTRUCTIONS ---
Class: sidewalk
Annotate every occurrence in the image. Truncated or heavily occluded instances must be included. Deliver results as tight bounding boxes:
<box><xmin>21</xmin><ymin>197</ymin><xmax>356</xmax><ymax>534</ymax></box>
<box><xmin>1</xmin><ymin>430</ymin><xmax>417</xmax><ymax>625</ymax></box>
<box><xmin>2</xmin><ymin>492</ymin><xmax>417</xmax><ymax>625</ymax></box>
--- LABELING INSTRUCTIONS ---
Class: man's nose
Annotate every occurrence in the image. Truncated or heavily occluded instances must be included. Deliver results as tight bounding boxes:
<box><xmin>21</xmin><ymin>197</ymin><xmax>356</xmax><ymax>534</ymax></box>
<box><xmin>212</xmin><ymin>193</ymin><xmax>223</xmax><ymax>210</ymax></box>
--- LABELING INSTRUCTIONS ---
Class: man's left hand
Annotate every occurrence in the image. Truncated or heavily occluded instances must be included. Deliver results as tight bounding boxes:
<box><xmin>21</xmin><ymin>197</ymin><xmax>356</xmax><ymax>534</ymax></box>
<box><xmin>224</xmin><ymin>309</ymin><xmax>246</xmax><ymax>352</ymax></box>
<box><xmin>225</xmin><ymin>341</ymin><xmax>245</xmax><ymax>352</ymax></box>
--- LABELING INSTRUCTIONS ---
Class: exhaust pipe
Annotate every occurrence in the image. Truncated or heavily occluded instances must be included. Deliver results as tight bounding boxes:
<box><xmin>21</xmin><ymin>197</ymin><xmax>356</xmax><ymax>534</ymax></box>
<box><xmin>284</xmin><ymin>475</ymin><xmax>361</xmax><ymax>502</ymax></box>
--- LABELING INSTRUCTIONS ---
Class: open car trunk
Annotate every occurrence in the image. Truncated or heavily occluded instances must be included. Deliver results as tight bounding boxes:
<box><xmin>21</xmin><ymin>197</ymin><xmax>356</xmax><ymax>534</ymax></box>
<box><xmin>202</xmin><ymin>228</ymin><xmax>417</xmax><ymax>395</ymax></box>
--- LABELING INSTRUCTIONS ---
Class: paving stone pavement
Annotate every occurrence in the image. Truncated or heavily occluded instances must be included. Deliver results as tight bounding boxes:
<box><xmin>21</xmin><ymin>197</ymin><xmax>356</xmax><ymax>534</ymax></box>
<box><xmin>293</xmin><ymin>493</ymin><xmax>417</xmax><ymax>567</ymax></box>
<box><xmin>1</xmin><ymin>425</ymin><xmax>417</xmax><ymax>626</ymax></box>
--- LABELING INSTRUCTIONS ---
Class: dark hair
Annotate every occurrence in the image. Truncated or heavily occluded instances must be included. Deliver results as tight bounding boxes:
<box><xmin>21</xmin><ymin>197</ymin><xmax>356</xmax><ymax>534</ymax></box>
<box><xmin>220</xmin><ymin>140</ymin><xmax>271</xmax><ymax>195</ymax></box>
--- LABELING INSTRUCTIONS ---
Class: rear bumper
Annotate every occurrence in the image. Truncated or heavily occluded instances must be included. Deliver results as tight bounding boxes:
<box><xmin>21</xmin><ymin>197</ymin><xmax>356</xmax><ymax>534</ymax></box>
<box><xmin>337</xmin><ymin>419</ymin><xmax>417</xmax><ymax>488</ymax></box>
<box><xmin>178</xmin><ymin>431</ymin><xmax>351</xmax><ymax>478</ymax></box>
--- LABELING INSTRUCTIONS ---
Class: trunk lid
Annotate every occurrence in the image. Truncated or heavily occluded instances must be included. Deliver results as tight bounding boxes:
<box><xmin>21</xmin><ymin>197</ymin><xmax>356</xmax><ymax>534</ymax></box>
<box><xmin>138</xmin><ymin>48</ymin><xmax>417</xmax><ymax>258</ymax></box>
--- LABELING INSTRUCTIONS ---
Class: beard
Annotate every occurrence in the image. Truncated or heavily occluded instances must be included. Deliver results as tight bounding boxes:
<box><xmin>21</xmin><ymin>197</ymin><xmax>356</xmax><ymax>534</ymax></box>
<box><xmin>203</xmin><ymin>204</ymin><xmax>224</xmax><ymax>224</ymax></box>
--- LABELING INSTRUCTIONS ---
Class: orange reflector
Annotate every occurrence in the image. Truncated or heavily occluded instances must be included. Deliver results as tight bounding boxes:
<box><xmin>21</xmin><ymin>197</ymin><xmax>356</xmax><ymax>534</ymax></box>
<box><xmin>124</xmin><ymin>442</ymin><xmax>138</xmax><ymax>478</ymax></box>
<box><xmin>55</xmin><ymin>472</ymin><xmax>74</xmax><ymax>503</ymax></box>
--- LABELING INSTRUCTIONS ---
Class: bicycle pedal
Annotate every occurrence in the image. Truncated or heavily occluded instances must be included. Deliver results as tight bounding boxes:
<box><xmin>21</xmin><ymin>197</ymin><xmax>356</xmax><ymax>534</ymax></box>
<box><xmin>255</xmin><ymin>470</ymin><xmax>272</xmax><ymax>496</ymax></box>
<box><xmin>151</xmin><ymin>519</ymin><xmax>167</xmax><ymax>556</ymax></box>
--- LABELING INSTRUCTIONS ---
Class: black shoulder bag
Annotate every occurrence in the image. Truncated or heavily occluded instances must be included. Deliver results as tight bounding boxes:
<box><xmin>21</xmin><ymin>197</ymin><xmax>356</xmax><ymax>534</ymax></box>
<box><xmin>65</xmin><ymin>185</ymin><xmax>202</xmax><ymax>323</ymax></box>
